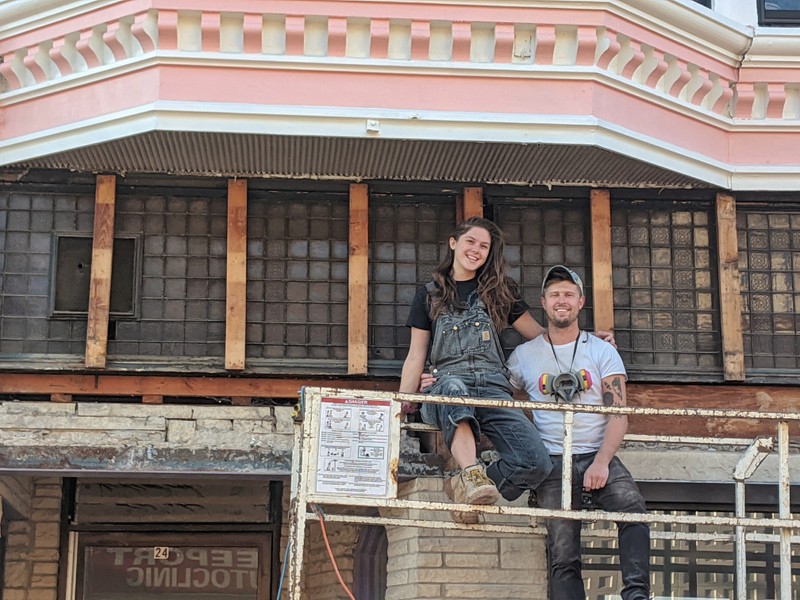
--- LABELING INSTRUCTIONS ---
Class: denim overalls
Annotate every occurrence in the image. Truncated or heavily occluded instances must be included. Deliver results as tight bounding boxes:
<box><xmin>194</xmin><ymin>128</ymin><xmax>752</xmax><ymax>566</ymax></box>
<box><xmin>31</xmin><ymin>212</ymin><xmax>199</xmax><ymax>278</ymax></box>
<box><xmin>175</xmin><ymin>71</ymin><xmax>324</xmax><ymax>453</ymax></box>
<box><xmin>420</xmin><ymin>285</ymin><xmax>553</xmax><ymax>501</ymax></box>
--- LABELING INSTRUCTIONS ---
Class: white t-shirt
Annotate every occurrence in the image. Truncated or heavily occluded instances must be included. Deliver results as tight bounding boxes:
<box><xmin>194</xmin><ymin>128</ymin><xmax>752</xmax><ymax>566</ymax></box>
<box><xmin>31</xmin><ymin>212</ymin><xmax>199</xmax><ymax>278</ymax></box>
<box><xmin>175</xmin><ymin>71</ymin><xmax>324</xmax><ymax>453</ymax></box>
<box><xmin>507</xmin><ymin>331</ymin><xmax>626</xmax><ymax>455</ymax></box>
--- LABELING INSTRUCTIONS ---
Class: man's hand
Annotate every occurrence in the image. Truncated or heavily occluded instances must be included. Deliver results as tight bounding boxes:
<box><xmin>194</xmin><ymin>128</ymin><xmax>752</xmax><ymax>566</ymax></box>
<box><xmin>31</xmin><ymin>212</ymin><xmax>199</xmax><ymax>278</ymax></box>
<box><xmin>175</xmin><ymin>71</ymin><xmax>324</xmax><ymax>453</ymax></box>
<box><xmin>401</xmin><ymin>402</ymin><xmax>419</xmax><ymax>415</ymax></box>
<box><xmin>593</xmin><ymin>329</ymin><xmax>616</xmax><ymax>348</ymax></box>
<box><xmin>583</xmin><ymin>460</ymin><xmax>610</xmax><ymax>491</ymax></box>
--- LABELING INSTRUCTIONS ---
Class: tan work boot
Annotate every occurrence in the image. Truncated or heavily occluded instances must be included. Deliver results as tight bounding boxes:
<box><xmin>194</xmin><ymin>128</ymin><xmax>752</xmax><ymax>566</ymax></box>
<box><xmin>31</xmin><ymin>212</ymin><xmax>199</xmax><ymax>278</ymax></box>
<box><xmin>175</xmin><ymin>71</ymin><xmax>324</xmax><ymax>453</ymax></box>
<box><xmin>444</xmin><ymin>464</ymin><xmax>500</xmax><ymax>524</ymax></box>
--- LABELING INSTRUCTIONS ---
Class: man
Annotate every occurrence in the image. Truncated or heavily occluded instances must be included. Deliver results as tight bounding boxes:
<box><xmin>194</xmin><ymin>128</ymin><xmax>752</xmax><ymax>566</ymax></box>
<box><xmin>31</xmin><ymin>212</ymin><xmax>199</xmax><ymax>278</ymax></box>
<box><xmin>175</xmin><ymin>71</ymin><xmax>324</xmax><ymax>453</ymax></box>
<box><xmin>507</xmin><ymin>265</ymin><xmax>650</xmax><ymax>600</ymax></box>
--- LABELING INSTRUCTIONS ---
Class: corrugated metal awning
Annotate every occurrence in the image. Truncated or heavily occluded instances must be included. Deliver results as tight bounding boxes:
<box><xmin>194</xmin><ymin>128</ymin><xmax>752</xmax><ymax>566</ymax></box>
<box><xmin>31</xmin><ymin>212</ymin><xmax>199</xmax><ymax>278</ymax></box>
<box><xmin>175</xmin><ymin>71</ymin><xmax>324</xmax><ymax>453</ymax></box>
<box><xmin>10</xmin><ymin>132</ymin><xmax>712</xmax><ymax>189</ymax></box>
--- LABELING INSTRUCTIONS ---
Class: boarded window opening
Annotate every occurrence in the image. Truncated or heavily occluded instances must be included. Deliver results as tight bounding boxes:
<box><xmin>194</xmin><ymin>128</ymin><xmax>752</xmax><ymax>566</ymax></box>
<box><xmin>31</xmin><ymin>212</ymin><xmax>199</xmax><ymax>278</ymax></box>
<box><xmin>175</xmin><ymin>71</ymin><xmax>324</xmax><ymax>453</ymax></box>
<box><xmin>52</xmin><ymin>235</ymin><xmax>138</xmax><ymax>317</ymax></box>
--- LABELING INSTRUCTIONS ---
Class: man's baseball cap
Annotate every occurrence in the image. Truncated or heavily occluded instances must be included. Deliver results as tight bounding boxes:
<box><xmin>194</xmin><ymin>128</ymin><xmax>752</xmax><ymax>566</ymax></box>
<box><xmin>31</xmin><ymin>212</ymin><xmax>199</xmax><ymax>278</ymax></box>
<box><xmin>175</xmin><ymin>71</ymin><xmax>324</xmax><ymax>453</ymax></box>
<box><xmin>541</xmin><ymin>265</ymin><xmax>584</xmax><ymax>296</ymax></box>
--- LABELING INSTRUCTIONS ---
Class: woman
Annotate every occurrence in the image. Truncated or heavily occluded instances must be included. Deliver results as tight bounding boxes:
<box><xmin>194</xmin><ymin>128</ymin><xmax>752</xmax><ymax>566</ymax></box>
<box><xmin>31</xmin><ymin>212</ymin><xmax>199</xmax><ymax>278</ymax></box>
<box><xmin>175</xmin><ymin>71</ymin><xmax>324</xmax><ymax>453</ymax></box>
<box><xmin>399</xmin><ymin>217</ymin><xmax>553</xmax><ymax>522</ymax></box>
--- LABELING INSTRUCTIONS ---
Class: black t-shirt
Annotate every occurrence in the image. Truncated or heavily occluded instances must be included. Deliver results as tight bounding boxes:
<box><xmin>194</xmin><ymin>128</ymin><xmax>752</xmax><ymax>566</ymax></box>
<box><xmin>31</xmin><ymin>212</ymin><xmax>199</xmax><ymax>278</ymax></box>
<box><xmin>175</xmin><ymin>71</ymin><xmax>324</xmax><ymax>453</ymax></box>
<box><xmin>405</xmin><ymin>278</ymin><xmax>530</xmax><ymax>331</ymax></box>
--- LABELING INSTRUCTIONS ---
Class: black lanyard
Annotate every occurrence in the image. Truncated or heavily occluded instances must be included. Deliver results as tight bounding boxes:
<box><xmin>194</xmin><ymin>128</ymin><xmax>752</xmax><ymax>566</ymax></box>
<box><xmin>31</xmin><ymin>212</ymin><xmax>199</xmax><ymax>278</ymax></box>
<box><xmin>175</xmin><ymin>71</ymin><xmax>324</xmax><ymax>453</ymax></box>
<box><xmin>547</xmin><ymin>330</ymin><xmax>582</xmax><ymax>374</ymax></box>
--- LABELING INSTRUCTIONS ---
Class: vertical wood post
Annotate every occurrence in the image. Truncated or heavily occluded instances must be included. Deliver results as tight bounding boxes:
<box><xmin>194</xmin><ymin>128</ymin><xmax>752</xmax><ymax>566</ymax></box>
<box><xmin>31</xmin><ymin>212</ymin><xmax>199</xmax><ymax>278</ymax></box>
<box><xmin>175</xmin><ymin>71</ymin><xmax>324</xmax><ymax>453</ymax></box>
<box><xmin>716</xmin><ymin>192</ymin><xmax>745</xmax><ymax>381</ymax></box>
<box><xmin>348</xmin><ymin>184</ymin><xmax>369</xmax><ymax>374</ymax></box>
<box><xmin>457</xmin><ymin>187</ymin><xmax>483</xmax><ymax>222</ymax></box>
<box><xmin>590</xmin><ymin>189</ymin><xmax>614</xmax><ymax>332</ymax></box>
<box><xmin>225</xmin><ymin>179</ymin><xmax>248</xmax><ymax>371</ymax></box>
<box><xmin>85</xmin><ymin>174</ymin><xmax>117</xmax><ymax>368</ymax></box>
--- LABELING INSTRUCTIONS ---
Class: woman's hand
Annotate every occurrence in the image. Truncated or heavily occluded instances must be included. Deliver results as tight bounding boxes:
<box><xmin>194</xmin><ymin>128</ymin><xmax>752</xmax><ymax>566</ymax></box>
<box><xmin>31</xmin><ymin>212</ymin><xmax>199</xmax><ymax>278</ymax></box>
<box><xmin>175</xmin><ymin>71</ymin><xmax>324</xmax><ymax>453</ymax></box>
<box><xmin>593</xmin><ymin>329</ymin><xmax>616</xmax><ymax>348</ymax></box>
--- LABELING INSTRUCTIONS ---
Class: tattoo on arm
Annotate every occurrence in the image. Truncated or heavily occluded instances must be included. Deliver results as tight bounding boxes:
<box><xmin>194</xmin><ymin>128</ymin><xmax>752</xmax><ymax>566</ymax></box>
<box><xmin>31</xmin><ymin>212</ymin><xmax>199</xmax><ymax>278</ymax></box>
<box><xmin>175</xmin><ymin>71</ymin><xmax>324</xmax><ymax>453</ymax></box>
<box><xmin>603</xmin><ymin>376</ymin><xmax>625</xmax><ymax>417</ymax></box>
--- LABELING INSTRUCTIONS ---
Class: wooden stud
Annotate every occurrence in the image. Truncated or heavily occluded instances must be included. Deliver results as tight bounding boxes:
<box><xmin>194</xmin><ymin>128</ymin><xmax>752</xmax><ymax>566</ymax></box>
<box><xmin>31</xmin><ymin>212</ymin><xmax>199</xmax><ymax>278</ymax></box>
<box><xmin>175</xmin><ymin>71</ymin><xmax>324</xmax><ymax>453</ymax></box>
<box><xmin>231</xmin><ymin>396</ymin><xmax>252</xmax><ymax>406</ymax></box>
<box><xmin>716</xmin><ymin>192</ymin><xmax>745</xmax><ymax>381</ymax></box>
<box><xmin>457</xmin><ymin>187</ymin><xmax>483</xmax><ymax>222</ymax></box>
<box><xmin>348</xmin><ymin>183</ymin><xmax>369</xmax><ymax>374</ymax></box>
<box><xmin>225</xmin><ymin>179</ymin><xmax>248</xmax><ymax>370</ymax></box>
<box><xmin>142</xmin><ymin>395</ymin><xmax>164</xmax><ymax>404</ymax></box>
<box><xmin>590</xmin><ymin>189</ymin><xmax>614</xmax><ymax>332</ymax></box>
<box><xmin>85</xmin><ymin>175</ymin><xmax>117</xmax><ymax>369</ymax></box>
<box><xmin>50</xmin><ymin>393</ymin><xmax>73</xmax><ymax>403</ymax></box>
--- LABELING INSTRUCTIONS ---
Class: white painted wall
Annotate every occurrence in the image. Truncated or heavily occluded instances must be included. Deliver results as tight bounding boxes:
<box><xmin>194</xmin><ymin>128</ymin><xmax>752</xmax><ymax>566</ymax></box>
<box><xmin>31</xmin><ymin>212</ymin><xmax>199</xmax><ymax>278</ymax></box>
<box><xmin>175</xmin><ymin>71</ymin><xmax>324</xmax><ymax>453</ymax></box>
<box><xmin>713</xmin><ymin>0</ymin><xmax>759</xmax><ymax>27</ymax></box>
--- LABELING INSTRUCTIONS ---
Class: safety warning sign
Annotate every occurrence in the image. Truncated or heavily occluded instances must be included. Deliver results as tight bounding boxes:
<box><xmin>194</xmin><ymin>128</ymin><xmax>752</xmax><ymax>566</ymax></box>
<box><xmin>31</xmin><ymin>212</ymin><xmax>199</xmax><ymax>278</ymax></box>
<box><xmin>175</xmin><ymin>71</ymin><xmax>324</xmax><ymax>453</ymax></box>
<box><xmin>315</xmin><ymin>396</ymin><xmax>392</xmax><ymax>497</ymax></box>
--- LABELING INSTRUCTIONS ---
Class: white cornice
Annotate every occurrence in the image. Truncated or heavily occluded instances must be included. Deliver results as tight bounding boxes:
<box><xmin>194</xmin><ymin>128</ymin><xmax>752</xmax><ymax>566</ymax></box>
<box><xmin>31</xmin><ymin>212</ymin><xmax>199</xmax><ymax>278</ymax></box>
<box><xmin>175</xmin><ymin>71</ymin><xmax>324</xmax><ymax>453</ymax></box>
<box><xmin>0</xmin><ymin>0</ymin><xmax>115</xmax><ymax>38</ymax></box>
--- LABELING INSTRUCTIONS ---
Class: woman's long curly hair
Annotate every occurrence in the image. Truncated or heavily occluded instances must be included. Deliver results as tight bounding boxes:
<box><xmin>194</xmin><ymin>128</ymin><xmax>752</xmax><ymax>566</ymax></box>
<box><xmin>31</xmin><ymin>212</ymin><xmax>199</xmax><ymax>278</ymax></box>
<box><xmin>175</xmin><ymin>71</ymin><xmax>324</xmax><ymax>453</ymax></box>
<box><xmin>428</xmin><ymin>217</ymin><xmax>520</xmax><ymax>332</ymax></box>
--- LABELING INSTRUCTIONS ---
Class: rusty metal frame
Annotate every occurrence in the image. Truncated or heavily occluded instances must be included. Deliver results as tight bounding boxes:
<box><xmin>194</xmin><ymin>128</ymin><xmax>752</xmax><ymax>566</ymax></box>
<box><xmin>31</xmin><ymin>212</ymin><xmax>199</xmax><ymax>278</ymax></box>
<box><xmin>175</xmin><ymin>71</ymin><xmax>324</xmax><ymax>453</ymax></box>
<box><xmin>287</xmin><ymin>387</ymin><xmax>799</xmax><ymax>600</ymax></box>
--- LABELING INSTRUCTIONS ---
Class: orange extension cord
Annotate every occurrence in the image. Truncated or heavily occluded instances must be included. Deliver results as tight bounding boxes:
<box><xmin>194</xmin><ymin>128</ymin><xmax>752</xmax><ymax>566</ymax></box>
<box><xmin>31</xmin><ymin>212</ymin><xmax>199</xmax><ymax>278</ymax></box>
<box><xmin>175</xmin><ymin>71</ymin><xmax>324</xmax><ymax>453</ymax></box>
<box><xmin>312</xmin><ymin>505</ymin><xmax>357</xmax><ymax>600</ymax></box>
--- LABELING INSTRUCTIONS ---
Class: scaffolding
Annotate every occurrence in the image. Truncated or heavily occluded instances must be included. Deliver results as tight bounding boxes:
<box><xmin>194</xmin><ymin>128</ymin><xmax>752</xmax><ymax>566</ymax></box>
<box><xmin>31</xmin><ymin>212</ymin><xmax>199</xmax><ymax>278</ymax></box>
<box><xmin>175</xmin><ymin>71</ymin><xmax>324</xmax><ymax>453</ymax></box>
<box><xmin>286</xmin><ymin>387</ymin><xmax>799</xmax><ymax>599</ymax></box>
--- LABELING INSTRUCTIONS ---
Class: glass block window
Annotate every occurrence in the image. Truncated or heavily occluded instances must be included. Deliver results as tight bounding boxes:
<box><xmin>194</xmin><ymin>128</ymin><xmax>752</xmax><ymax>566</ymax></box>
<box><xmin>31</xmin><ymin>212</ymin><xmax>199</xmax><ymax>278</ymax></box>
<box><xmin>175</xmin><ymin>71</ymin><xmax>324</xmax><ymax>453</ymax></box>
<box><xmin>247</xmin><ymin>192</ymin><xmax>349</xmax><ymax>361</ymax></box>
<box><xmin>368</xmin><ymin>195</ymin><xmax>455</xmax><ymax>363</ymax></box>
<box><xmin>737</xmin><ymin>208</ymin><xmax>800</xmax><ymax>372</ymax></box>
<box><xmin>0</xmin><ymin>191</ymin><xmax>95</xmax><ymax>355</ymax></box>
<box><xmin>109</xmin><ymin>194</ymin><xmax>228</xmax><ymax>358</ymax></box>
<box><xmin>611</xmin><ymin>201</ymin><xmax>722</xmax><ymax>377</ymax></box>
<box><xmin>492</xmin><ymin>198</ymin><xmax>593</xmax><ymax>352</ymax></box>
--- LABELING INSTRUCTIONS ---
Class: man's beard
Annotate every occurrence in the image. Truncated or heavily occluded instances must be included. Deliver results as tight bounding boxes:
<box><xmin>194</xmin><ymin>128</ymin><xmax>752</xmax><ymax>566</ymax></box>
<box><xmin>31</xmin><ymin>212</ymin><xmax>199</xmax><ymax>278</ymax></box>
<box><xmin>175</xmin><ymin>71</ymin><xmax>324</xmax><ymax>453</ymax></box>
<box><xmin>548</xmin><ymin>311</ymin><xmax>577</xmax><ymax>329</ymax></box>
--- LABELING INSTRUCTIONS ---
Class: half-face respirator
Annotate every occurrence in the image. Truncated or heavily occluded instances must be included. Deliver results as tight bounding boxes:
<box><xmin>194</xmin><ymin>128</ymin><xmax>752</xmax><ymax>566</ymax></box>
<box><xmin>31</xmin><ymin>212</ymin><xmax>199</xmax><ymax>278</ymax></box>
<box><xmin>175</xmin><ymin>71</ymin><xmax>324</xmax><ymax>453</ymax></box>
<box><xmin>538</xmin><ymin>369</ymin><xmax>592</xmax><ymax>403</ymax></box>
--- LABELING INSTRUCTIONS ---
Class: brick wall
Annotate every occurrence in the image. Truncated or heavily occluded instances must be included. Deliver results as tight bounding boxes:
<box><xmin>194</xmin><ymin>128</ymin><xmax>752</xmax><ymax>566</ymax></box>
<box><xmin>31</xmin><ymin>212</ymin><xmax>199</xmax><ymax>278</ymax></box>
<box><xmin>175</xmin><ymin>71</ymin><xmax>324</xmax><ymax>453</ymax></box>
<box><xmin>2</xmin><ymin>478</ymin><xmax>62</xmax><ymax>600</ymax></box>
<box><xmin>384</xmin><ymin>478</ymin><xmax>548</xmax><ymax>600</ymax></box>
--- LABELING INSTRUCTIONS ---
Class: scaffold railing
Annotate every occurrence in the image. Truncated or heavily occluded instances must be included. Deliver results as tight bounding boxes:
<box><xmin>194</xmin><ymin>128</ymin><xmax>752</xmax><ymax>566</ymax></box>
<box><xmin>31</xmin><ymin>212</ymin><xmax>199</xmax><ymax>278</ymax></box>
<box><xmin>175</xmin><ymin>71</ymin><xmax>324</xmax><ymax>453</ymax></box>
<box><xmin>286</xmin><ymin>387</ymin><xmax>799</xmax><ymax>600</ymax></box>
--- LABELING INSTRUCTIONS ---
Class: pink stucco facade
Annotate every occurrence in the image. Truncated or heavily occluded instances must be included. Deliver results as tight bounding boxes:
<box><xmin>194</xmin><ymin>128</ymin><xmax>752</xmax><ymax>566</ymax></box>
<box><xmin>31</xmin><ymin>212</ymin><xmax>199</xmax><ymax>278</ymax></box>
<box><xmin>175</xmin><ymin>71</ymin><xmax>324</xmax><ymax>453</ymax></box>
<box><xmin>1</xmin><ymin>0</ymin><xmax>799</xmax><ymax>188</ymax></box>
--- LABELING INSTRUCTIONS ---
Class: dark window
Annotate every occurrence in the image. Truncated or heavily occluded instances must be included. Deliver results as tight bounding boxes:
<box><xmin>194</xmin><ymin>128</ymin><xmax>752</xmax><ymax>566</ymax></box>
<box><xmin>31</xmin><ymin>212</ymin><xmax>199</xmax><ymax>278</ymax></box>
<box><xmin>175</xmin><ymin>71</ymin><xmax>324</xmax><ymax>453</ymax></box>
<box><xmin>52</xmin><ymin>235</ymin><xmax>137</xmax><ymax>317</ymax></box>
<box><xmin>492</xmin><ymin>197</ymin><xmax>593</xmax><ymax>354</ymax></box>
<box><xmin>759</xmin><ymin>0</ymin><xmax>800</xmax><ymax>25</ymax></box>
<box><xmin>368</xmin><ymin>192</ymin><xmax>456</xmax><ymax>366</ymax></box>
<box><xmin>691</xmin><ymin>0</ymin><xmax>712</xmax><ymax>7</ymax></box>
<box><xmin>737</xmin><ymin>206</ymin><xmax>800</xmax><ymax>375</ymax></box>
<box><xmin>611</xmin><ymin>200</ymin><xmax>722</xmax><ymax>380</ymax></box>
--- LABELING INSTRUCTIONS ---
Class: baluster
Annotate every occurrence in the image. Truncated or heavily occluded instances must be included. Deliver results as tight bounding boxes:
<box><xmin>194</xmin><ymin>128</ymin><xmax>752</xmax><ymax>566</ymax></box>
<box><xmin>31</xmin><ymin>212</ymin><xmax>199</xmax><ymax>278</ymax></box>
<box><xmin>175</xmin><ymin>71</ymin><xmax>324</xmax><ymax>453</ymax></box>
<box><xmin>534</xmin><ymin>24</ymin><xmax>557</xmax><ymax>65</ymax></box>
<box><xmin>574</xmin><ymin>25</ymin><xmax>597</xmax><ymax>66</ymax></box>
<box><xmin>512</xmin><ymin>25</ymin><xmax>534</xmax><ymax>65</ymax></box>
<box><xmin>220</xmin><ymin>13</ymin><xmax>244</xmax><ymax>53</ymax></box>
<box><xmin>51</xmin><ymin>33</ymin><xmax>87</xmax><ymax>75</ymax></box>
<box><xmin>751</xmin><ymin>82</ymin><xmax>769</xmax><ymax>119</ymax></box>
<box><xmin>242</xmin><ymin>13</ymin><xmax>261</xmax><ymax>54</ymax></box>
<box><xmin>429</xmin><ymin>21</ymin><xmax>452</xmax><ymax>61</ymax></box>
<box><xmin>679</xmin><ymin>65</ymin><xmax>707</xmax><ymax>104</ymax></box>
<box><xmin>494</xmin><ymin>23</ymin><xmax>514</xmax><ymax>64</ymax></box>
<box><xmin>75</xmin><ymin>29</ymin><xmax>102</xmax><ymax>68</ymax></box>
<box><xmin>346</xmin><ymin>18</ymin><xmax>371</xmax><ymax>59</ymax></box>
<box><xmin>201</xmin><ymin>12</ymin><xmax>222</xmax><ymax>52</ymax></box>
<box><xmin>451</xmin><ymin>22</ymin><xmax>471</xmax><ymax>62</ymax></box>
<box><xmin>304</xmin><ymin>16</ymin><xmax>328</xmax><ymax>57</ymax></box>
<box><xmin>782</xmin><ymin>83</ymin><xmax>800</xmax><ymax>120</ymax></box>
<box><xmin>470</xmin><ymin>24</ymin><xmax>494</xmax><ymax>64</ymax></box>
<box><xmin>733</xmin><ymin>82</ymin><xmax>756</xmax><ymax>119</ymax></box>
<box><xmin>700</xmin><ymin>74</ymin><xmax>732</xmax><ymax>115</ymax></box>
<box><xmin>388</xmin><ymin>20</ymin><xmax>412</xmax><ymax>60</ymax></box>
<box><xmin>766</xmin><ymin>83</ymin><xmax>787</xmax><ymax>119</ymax></box>
<box><xmin>284</xmin><ymin>15</ymin><xmax>304</xmax><ymax>56</ymax></box>
<box><xmin>595</xmin><ymin>28</ymin><xmax>620</xmax><ymax>70</ymax></box>
<box><xmin>33</xmin><ymin>41</ymin><xmax>60</xmax><ymax>82</ymax></box>
<box><xmin>263</xmin><ymin>15</ymin><xmax>287</xmax><ymax>55</ymax></box>
<box><xmin>130</xmin><ymin>11</ymin><xmax>158</xmax><ymax>54</ymax></box>
<box><xmin>0</xmin><ymin>49</ymin><xmax>34</xmax><ymax>89</ymax></box>
<box><xmin>327</xmin><ymin>16</ymin><xmax>347</xmax><ymax>58</ymax></box>
<box><xmin>370</xmin><ymin>18</ymin><xmax>390</xmax><ymax>59</ymax></box>
<box><xmin>553</xmin><ymin>25</ymin><xmax>578</xmax><ymax>66</ymax></box>
<box><xmin>156</xmin><ymin>10</ymin><xmax>179</xmax><ymax>51</ymax></box>
<box><xmin>409</xmin><ymin>21</ymin><xmax>430</xmax><ymax>61</ymax></box>
<box><xmin>103</xmin><ymin>21</ymin><xmax>130</xmax><ymax>61</ymax></box>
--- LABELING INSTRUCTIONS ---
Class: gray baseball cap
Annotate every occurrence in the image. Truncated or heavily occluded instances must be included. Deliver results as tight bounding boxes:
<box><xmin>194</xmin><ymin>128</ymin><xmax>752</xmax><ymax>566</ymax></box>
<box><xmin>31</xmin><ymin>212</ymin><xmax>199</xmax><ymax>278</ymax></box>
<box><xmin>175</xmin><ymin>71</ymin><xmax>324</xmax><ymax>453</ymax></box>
<box><xmin>541</xmin><ymin>265</ymin><xmax>584</xmax><ymax>296</ymax></box>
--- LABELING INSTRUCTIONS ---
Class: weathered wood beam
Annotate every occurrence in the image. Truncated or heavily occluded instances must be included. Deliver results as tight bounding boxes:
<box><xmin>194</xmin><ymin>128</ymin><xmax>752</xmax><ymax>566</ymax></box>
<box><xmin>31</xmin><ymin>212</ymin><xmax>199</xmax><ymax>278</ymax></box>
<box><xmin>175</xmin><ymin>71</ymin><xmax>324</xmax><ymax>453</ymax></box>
<box><xmin>457</xmin><ymin>187</ymin><xmax>483</xmax><ymax>222</ymax></box>
<box><xmin>0</xmin><ymin>374</ymin><xmax>396</xmax><ymax>399</ymax></box>
<box><xmin>590</xmin><ymin>189</ymin><xmax>614</xmax><ymax>332</ymax></box>
<box><xmin>348</xmin><ymin>183</ymin><xmax>369</xmax><ymax>374</ymax></box>
<box><xmin>225</xmin><ymin>179</ymin><xmax>248</xmax><ymax>371</ymax></box>
<box><xmin>85</xmin><ymin>174</ymin><xmax>117</xmax><ymax>368</ymax></box>
<box><xmin>716</xmin><ymin>192</ymin><xmax>745</xmax><ymax>381</ymax></box>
